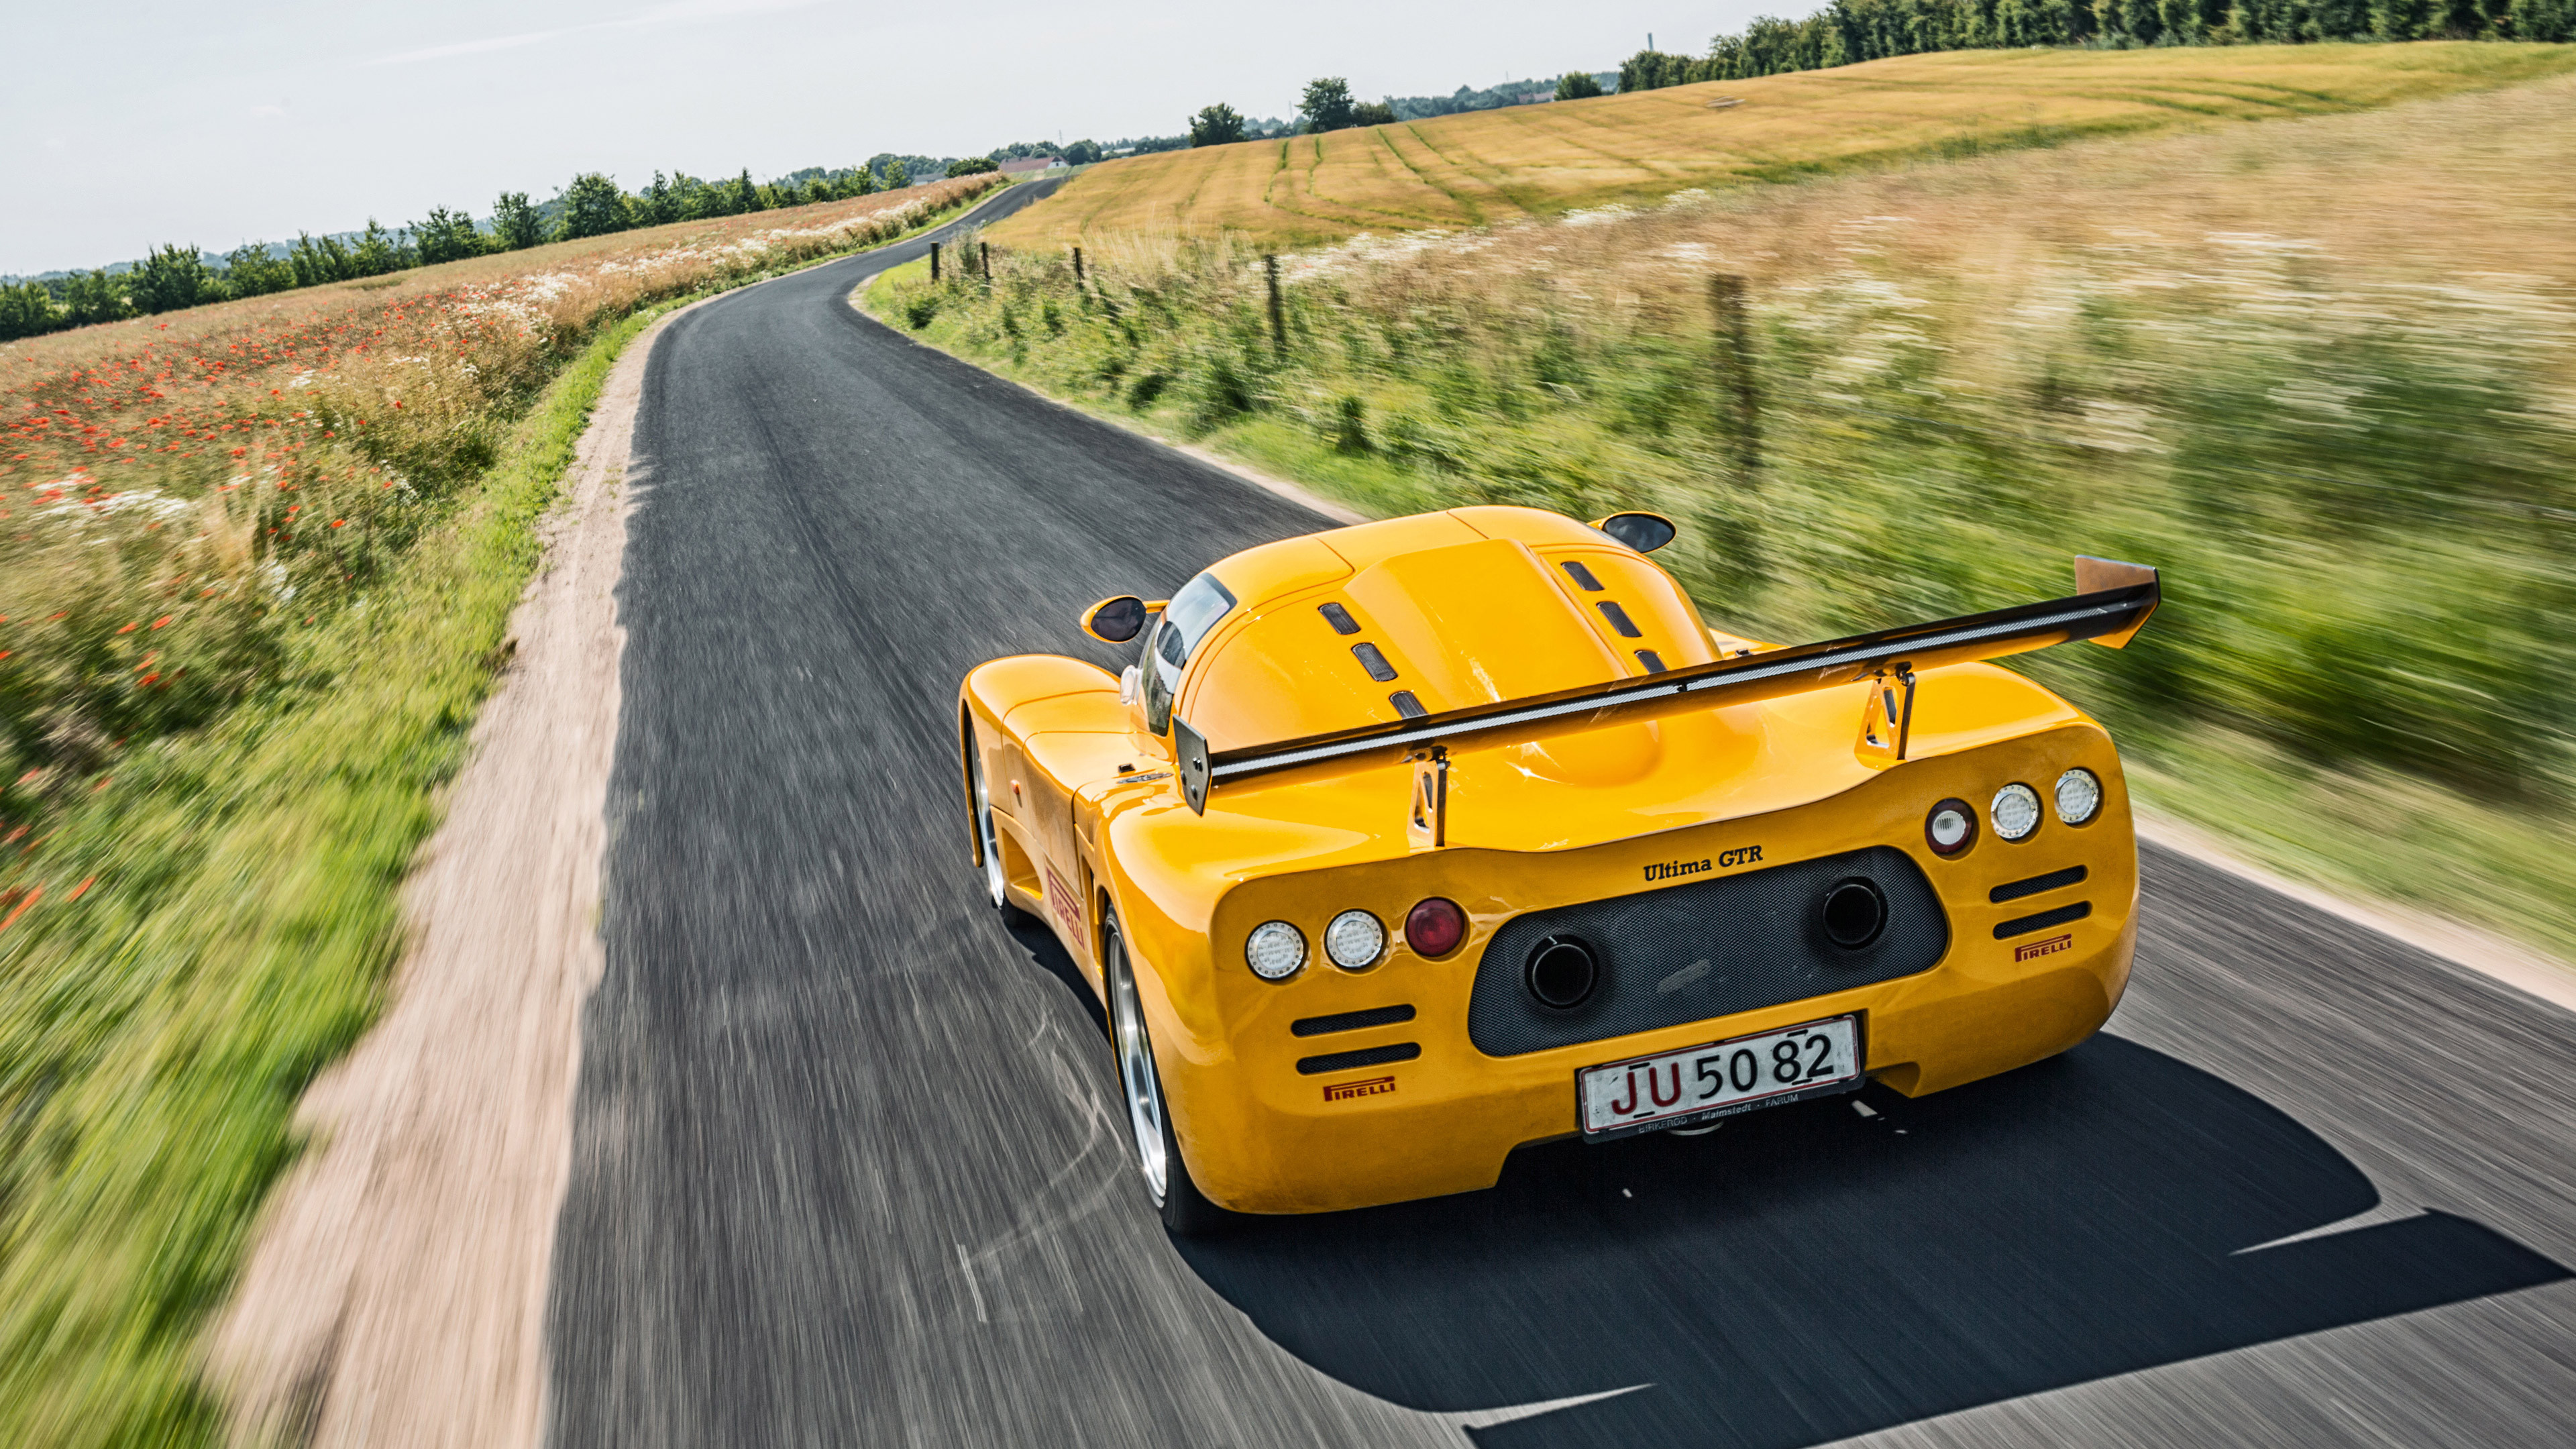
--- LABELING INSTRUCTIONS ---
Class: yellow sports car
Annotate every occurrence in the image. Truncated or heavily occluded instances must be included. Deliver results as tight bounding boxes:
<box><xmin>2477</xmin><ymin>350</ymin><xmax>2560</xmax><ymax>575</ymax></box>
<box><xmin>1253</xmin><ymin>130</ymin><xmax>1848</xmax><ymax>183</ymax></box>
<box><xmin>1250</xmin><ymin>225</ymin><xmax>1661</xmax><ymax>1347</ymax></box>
<box><xmin>958</xmin><ymin>505</ymin><xmax>2158</xmax><ymax>1233</ymax></box>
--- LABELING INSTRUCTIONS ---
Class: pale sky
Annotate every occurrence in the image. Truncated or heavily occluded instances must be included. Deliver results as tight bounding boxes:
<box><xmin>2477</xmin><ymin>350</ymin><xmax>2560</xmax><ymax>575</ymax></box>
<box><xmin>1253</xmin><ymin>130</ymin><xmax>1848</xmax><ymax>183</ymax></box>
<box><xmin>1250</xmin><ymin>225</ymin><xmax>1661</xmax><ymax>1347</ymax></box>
<box><xmin>1</xmin><ymin>1</ymin><xmax>1768</xmax><ymax>276</ymax></box>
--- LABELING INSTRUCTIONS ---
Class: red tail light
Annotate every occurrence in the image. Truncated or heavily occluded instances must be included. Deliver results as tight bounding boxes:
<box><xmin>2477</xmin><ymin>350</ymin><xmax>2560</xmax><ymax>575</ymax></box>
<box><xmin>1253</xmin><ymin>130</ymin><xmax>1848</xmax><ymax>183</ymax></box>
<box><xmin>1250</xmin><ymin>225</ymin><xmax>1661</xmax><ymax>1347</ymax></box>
<box><xmin>1405</xmin><ymin>897</ymin><xmax>1466</xmax><ymax>957</ymax></box>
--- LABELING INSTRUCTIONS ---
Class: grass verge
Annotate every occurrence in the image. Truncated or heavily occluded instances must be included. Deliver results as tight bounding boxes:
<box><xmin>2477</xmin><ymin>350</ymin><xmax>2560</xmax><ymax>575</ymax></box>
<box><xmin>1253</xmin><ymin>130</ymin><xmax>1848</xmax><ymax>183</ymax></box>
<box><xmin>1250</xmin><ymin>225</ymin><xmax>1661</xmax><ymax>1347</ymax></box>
<box><xmin>0</xmin><ymin>176</ymin><xmax>1023</xmax><ymax>1448</ymax></box>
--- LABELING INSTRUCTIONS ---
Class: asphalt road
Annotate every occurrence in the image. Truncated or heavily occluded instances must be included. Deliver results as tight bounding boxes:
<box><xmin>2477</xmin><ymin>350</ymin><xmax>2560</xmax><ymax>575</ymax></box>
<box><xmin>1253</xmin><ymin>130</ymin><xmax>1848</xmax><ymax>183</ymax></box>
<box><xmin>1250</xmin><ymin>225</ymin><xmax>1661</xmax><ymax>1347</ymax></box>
<box><xmin>546</xmin><ymin>180</ymin><xmax>2576</xmax><ymax>1448</ymax></box>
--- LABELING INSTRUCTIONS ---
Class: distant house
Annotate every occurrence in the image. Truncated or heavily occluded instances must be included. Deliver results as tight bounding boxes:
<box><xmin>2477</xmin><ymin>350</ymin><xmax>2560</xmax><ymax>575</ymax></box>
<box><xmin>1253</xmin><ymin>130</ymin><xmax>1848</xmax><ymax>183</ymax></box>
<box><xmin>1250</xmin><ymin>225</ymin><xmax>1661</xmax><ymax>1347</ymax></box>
<box><xmin>999</xmin><ymin>156</ymin><xmax>1061</xmax><ymax>175</ymax></box>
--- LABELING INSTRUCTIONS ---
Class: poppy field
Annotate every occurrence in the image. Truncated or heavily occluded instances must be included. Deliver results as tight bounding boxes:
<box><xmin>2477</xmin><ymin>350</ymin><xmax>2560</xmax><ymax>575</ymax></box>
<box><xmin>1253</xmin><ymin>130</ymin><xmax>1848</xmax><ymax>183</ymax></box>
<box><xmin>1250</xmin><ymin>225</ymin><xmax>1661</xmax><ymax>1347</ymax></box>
<box><xmin>1</xmin><ymin>173</ymin><xmax>1002</xmax><ymax>881</ymax></box>
<box><xmin>0</xmin><ymin>173</ymin><xmax>1002</xmax><ymax>1448</ymax></box>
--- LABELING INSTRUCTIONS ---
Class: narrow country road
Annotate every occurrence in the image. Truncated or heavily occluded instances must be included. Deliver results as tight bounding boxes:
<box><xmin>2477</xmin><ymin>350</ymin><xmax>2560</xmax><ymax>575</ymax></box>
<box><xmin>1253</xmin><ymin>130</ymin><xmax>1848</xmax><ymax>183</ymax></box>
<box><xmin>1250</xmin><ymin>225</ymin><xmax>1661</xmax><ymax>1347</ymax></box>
<box><xmin>543</xmin><ymin>180</ymin><xmax>2576</xmax><ymax>1448</ymax></box>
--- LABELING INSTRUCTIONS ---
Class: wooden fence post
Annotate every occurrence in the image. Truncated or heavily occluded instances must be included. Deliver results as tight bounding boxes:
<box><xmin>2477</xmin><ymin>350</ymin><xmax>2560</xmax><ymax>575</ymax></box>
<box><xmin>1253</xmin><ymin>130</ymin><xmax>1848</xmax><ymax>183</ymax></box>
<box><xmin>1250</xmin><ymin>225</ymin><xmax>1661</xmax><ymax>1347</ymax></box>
<box><xmin>1265</xmin><ymin>254</ymin><xmax>1285</xmax><ymax>360</ymax></box>
<box><xmin>979</xmin><ymin>241</ymin><xmax>991</xmax><ymax>283</ymax></box>
<box><xmin>1711</xmin><ymin>274</ymin><xmax>1760</xmax><ymax>482</ymax></box>
<box><xmin>1073</xmin><ymin>246</ymin><xmax>1085</xmax><ymax>287</ymax></box>
<box><xmin>930</xmin><ymin>241</ymin><xmax>941</xmax><ymax>282</ymax></box>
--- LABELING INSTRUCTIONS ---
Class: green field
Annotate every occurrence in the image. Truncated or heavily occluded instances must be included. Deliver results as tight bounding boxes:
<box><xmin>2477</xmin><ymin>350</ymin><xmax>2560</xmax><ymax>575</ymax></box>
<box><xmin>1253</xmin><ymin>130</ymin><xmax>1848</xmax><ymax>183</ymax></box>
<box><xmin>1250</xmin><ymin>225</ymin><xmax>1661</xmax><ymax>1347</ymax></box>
<box><xmin>989</xmin><ymin>43</ymin><xmax>2576</xmax><ymax>248</ymax></box>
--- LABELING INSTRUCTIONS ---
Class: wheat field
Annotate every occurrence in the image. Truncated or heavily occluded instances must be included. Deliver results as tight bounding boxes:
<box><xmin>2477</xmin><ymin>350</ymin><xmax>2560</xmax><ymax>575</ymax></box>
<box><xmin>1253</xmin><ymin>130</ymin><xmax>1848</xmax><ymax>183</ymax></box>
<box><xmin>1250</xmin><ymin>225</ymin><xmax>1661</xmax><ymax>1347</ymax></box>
<box><xmin>988</xmin><ymin>42</ymin><xmax>2576</xmax><ymax>249</ymax></box>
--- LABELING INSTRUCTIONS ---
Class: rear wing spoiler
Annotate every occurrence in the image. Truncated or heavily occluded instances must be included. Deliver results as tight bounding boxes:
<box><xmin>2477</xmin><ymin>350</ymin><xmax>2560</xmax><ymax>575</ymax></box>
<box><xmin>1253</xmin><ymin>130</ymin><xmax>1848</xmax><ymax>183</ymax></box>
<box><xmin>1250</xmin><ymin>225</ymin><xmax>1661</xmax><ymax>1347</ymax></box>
<box><xmin>1172</xmin><ymin>556</ymin><xmax>2157</xmax><ymax>814</ymax></box>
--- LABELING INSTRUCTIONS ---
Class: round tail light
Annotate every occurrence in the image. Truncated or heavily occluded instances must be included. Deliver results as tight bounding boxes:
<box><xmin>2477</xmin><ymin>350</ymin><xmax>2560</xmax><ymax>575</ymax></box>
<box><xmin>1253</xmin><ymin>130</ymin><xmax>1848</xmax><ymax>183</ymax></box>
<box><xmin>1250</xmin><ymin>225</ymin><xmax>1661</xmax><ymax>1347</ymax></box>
<box><xmin>1925</xmin><ymin>798</ymin><xmax>1978</xmax><ymax>856</ymax></box>
<box><xmin>1324</xmin><ymin>909</ymin><xmax>1386</xmax><ymax>970</ymax></box>
<box><xmin>1992</xmin><ymin>783</ymin><xmax>2043</xmax><ymax>842</ymax></box>
<box><xmin>1404</xmin><ymin>897</ymin><xmax>1466</xmax><ymax>957</ymax></box>
<box><xmin>1244</xmin><ymin>920</ymin><xmax>1306</xmax><ymax>980</ymax></box>
<box><xmin>2054</xmin><ymin>767</ymin><xmax>2102</xmax><ymax>825</ymax></box>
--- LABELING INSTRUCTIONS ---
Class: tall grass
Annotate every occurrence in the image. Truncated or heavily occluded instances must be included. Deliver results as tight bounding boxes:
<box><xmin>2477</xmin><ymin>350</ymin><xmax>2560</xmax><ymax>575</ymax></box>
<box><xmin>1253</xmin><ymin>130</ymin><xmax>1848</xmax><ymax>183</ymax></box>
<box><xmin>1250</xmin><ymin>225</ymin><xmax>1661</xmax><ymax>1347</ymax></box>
<box><xmin>0</xmin><ymin>175</ymin><xmax>1004</xmax><ymax>1448</ymax></box>
<box><xmin>882</xmin><ymin>79</ymin><xmax>2576</xmax><ymax>955</ymax></box>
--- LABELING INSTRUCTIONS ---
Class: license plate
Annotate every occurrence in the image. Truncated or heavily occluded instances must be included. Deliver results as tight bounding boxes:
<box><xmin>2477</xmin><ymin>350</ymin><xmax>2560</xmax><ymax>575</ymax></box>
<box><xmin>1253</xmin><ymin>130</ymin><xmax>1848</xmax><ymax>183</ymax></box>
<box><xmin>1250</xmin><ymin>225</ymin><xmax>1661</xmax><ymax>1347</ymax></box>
<box><xmin>1579</xmin><ymin>1015</ymin><xmax>1862</xmax><ymax>1139</ymax></box>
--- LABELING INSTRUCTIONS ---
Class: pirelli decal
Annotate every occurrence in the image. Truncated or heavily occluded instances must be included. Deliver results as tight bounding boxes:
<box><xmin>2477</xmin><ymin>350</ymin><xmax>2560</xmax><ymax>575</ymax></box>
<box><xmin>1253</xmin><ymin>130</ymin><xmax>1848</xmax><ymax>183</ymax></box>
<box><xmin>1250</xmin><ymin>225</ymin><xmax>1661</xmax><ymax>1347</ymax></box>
<box><xmin>1042</xmin><ymin>865</ymin><xmax>1083</xmax><ymax>934</ymax></box>
<box><xmin>2015</xmin><ymin>932</ymin><xmax>2074</xmax><ymax>962</ymax></box>
<box><xmin>1323</xmin><ymin>1075</ymin><xmax>1397</xmax><ymax>1103</ymax></box>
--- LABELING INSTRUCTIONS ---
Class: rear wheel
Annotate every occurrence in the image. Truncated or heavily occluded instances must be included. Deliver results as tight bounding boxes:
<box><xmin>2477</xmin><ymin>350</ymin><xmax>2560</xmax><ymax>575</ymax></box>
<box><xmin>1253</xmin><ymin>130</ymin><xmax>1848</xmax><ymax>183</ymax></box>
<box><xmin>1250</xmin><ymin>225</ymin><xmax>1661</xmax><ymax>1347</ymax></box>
<box><xmin>969</xmin><ymin>754</ymin><xmax>1028</xmax><ymax>923</ymax></box>
<box><xmin>1105</xmin><ymin>922</ymin><xmax>1229</xmax><ymax>1237</ymax></box>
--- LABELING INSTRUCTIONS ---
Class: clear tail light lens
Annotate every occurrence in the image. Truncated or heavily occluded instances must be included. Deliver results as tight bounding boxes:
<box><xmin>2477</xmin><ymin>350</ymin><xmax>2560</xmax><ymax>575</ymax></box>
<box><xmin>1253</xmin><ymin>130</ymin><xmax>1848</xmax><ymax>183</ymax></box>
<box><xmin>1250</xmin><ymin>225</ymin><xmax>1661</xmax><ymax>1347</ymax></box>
<box><xmin>1992</xmin><ymin>783</ymin><xmax>2043</xmax><ymax>842</ymax></box>
<box><xmin>2054</xmin><ymin>768</ymin><xmax>2102</xmax><ymax>825</ymax></box>
<box><xmin>1245</xmin><ymin>920</ymin><xmax>1306</xmax><ymax>980</ymax></box>
<box><xmin>1925</xmin><ymin>798</ymin><xmax>1978</xmax><ymax>856</ymax></box>
<box><xmin>1324</xmin><ymin>910</ymin><xmax>1386</xmax><ymax>970</ymax></box>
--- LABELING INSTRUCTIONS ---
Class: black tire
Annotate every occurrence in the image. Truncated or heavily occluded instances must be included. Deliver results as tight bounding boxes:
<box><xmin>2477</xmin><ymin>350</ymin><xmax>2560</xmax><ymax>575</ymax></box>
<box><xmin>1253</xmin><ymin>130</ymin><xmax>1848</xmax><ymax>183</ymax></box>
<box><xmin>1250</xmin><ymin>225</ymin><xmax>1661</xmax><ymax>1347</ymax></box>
<box><xmin>1104</xmin><ymin>921</ymin><xmax>1230</xmax><ymax>1237</ymax></box>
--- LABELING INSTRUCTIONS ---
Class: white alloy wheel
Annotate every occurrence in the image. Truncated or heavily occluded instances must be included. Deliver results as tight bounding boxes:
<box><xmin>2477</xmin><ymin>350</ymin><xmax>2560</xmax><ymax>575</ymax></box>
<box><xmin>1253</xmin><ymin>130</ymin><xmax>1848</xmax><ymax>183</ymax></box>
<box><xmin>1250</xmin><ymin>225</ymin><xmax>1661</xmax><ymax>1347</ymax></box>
<box><xmin>972</xmin><ymin>758</ymin><xmax>1009</xmax><ymax>910</ymax></box>
<box><xmin>1103</xmin><ymin>923</ymin><xmax>1227</xmax><ymax>1235</ymax></box>
<box><xmin>1110</xmin><ymin>934</ymin><xmax>1171</xmax><ymax>1203</ymax></box>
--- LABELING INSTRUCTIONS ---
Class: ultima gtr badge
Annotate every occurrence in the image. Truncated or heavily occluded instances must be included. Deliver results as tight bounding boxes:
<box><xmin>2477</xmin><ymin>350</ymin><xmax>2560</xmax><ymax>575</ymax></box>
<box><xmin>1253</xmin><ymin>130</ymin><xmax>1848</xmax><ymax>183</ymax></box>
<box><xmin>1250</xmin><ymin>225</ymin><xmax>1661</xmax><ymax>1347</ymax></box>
<box><xmin>1645</xmin><ymin>846</ymin><xmax>1762</xmax><ymax>882</ymax></box>
<box><xmin>1323</xmin><ymin>1075</ymin><xmax>1396</xmax><ymax>1102</ymax></box>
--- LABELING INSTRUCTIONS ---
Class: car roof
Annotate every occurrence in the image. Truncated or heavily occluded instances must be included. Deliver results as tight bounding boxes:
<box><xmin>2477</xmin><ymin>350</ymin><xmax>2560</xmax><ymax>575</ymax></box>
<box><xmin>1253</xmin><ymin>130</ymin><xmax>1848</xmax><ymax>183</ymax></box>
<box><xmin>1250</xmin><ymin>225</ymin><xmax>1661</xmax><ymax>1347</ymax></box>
<box><xmin>1179</xmin><ymin>506</ymin><xmax>1722</xmax><ymax>751</ymax></box>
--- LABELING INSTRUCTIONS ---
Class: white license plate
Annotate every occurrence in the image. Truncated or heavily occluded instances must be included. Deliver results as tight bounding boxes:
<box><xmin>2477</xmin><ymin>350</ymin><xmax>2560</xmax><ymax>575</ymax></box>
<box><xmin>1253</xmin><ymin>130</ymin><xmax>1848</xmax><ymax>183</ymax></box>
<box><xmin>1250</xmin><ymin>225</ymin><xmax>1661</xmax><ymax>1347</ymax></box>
<box><xmin>1579</xmin><ymin>1015</ymin><xmax>1862</xmax><ymax>1138</ymax></box>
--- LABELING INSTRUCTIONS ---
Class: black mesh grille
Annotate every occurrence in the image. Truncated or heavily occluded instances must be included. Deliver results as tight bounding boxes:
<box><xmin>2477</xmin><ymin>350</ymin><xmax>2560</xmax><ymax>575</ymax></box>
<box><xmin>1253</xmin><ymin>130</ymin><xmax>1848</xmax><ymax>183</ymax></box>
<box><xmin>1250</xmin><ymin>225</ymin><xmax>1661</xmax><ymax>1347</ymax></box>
<box><xmin>1995</xmin><ymin>901</ymin><xmax>2090</xmax><ymax>938</ymax></box>
<box><xmin>1467</xmin><ymin>845</ymin><xmax>1949</xmax><ymax>1057</ymax></box>
<box><xmin>1296</xmin><ymin>1042</ymin><xmax>1421</xmax><ymax>1075</ymax></box>
<box><xmin>1991</xmin><ymin>865</ymin><xmax>2086</xmax><ymax>904</ymax></box>
<box><xmin>1292</xmin><ymin>1004</ymin><xmax>1417</xmax><ymax>1038</ymax></box>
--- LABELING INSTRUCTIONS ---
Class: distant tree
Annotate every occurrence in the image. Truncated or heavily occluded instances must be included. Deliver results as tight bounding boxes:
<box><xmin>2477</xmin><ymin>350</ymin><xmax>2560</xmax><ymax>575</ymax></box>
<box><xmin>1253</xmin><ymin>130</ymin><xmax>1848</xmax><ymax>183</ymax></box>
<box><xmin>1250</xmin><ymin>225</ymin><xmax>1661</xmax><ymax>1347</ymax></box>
<box><xmin>2516</xmin><ymin>0</ymin><xmax>2575</xmax><ymax>38</ymax></box>
<box><xmin>288</xmin><ymin>232</ymin><xmax>354</xmax><ymax>287</ymax></box>
<box><xmin>59</xmin><ymin>270</ymin><xmax>130</xmax><ymax>327</ymax></box>
<box><xmin>1556</xmin><ymin>70</ymin><xmax>1604</xmax><ymax>100</ymax></box>
<box><xmin>492</xmin><ymin>191</ymin><xmax>546</xmax><ymax>250</ymax></box>
<box><xmin>0</xmin><ymin>279</ymin><xmax>62</xmax><ymax>340</ymax></box>
<box><xmin>1189</xmin><ymin>103</ymin><xmax>1246</xmax><ymax>147</ymax></box>
<box><xmin>731</xmin><ymin>168</ymin><xmax>767</xmax><ymax>213</ymax></box>
<box><xmin>1300</xmin><ymin>76</ymin><xmax>1358</xmax><ymax>132</ymax></box>
<box><xmin>222</xmin><ymin>243</ymin><xmax>295</xmax><ymax>297</ymax></box>
<box><xmin>849</xmin><ymin>164</ymin><xmax>877</xmax><ymax>196</ymax></box>
<box><xmin>558</xmin><ymin>173</ymin><xmax>633</xmax><ymax>240</ymax></box>
<box><xmin>127</xmin><ymin>243</ymin><xmax>220</xmax><ymax>314</ymax></box>
<box><xmin>350</xmin><ymin>219</ymin><xmax>408</xmax><ymax>276</ymax></box>
<box><xmin>1061</xmin><ymin>138</ymin><xmax>1102</xmax><ymax>165</ymax></box>
<box><xmin>946</xmin><ymin>155</ymin><xmax>1000</xmax><ymax>177</ymax></box>
<box><xmin>411</xmin><ymin>207</ymin><xmax>484</xmax><ymax>264</ymax></box>
<box><xmin>1352</xmin><ymin>99</ymin><xmax>1397</xmax><ymax>126</ymax></box>
<box><xmin>631</xmin><ymin>174</ymin><xmax>680</xmax><ymax>227</ymax></box>
<box><xmin>883</xmin><ymin>159</ymin><xmax>910</xmax><ymax>189</ymax></box>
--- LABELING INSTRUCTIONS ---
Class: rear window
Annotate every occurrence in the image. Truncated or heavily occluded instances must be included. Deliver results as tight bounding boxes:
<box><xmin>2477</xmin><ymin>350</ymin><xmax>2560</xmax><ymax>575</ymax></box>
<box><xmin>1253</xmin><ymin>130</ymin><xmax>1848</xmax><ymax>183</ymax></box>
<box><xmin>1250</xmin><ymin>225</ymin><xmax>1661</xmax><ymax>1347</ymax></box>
<box><xmin>1144</xmin><ymin>572</ymin><xmax>1236</xmax><ymax>735</ymax></box>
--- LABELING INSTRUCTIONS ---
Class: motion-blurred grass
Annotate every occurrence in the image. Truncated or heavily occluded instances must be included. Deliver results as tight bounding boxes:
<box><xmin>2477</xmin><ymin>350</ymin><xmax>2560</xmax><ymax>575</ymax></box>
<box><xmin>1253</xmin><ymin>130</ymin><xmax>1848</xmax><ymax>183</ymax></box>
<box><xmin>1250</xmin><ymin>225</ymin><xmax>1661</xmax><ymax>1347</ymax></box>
<box><xmin>879</xmin><ymin>76</ymin><xmax>2576</xmax><ymax>962</ymax></box>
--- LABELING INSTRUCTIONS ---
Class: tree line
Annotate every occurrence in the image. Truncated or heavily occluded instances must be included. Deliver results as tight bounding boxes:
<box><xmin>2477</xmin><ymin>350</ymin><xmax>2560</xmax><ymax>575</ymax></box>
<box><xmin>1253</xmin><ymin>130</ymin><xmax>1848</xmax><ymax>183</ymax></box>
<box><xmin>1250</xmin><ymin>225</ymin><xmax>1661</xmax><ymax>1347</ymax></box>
<box><xmin>1186</xmin><ymin>73</ymin><xmax>1618</xmax><ymax>147</ymax></box>
<box><xmin>1615</xmin><ymin>0</ymin><xmax>2572</xmax><ymax>89</ymax></box>
<box><xmin>0</xmin><ymin>159</ymin><xmax>930</xmax><ymax>341</ymax></box>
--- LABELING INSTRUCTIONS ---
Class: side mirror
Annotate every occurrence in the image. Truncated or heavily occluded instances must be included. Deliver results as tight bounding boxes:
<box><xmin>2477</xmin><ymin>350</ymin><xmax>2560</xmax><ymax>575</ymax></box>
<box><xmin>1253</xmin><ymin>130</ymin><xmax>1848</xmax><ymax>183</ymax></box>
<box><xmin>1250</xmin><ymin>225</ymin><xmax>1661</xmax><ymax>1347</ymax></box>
<box><xmin>1082</xmin><ymin>595</ymin><xmax>1150</xmax><ymax>643</ymax></box>
<box><xmin>1593</xmin><ymin>511</ymin><xmax>1678</xmax><ymax>553</ymax></box>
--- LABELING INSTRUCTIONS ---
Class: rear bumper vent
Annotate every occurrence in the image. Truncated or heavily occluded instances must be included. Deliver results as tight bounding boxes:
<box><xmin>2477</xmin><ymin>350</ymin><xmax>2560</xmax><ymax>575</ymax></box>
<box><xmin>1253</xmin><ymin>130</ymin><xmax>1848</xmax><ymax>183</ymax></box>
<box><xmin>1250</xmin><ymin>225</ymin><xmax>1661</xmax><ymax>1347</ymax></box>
<box><xmin>1291</xmin><ymin>1004</ymin><xmax>1417</xmax><ymax>1038</ymax></box>
<box><xmin>1991</xmin><ymin>865</ymin><xmax>2087</xmax><ymax>904</ymax></box>
<box><xmin>1297</xmin><ymin>1042</ymin><xmax>1421</xmax><ymax>1075</ymax></box>
<box><xmin>1994</xmin><ymin>901</ymin><xmax>2091</xmax><ymax>938</ymax></box>
<box><xmin>1466</xmin><ymin>844</ymin><xmax>1947</xmax><ymax>1057</ymax></box>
